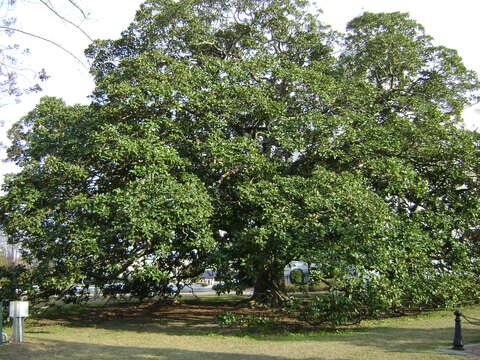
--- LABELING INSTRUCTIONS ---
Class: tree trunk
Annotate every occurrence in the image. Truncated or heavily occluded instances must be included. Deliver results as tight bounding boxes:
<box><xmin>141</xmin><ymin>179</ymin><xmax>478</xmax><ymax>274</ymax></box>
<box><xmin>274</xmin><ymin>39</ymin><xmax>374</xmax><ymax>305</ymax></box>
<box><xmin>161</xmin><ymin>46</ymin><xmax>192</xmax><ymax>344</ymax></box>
<box><xmin>251</xmin><ymin>265</ymin><xmax>288</xmax><ymax>307</ymax></box>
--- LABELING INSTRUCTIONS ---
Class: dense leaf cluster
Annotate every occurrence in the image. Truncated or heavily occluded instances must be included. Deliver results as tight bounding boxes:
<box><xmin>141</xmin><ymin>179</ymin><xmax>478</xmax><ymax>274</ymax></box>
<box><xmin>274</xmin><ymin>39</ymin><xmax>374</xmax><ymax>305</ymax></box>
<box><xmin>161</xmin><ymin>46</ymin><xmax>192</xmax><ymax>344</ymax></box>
<box><xmin>0</xmin><ymin>0</ymin><xmax>479</xmax><ymax>311</ymax></box>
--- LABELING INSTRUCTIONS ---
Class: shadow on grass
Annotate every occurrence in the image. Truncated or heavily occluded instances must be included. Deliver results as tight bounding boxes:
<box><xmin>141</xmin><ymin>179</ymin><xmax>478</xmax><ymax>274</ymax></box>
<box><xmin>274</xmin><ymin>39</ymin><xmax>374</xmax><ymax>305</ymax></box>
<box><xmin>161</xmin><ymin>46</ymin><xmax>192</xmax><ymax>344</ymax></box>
<box><xmin>0</xmin><ymin>339</ymin><xmax>337</xmax><ymax>360</ymax></box>
<box><xmin>29</xmin><ymin>324</ymin><xmax>480</xmax><ymax>357</ymax></box>
<box><xmin>248</xmin><ymin>324</ymin><xmax>480</xmax><ymax>356</ymax></box>
<box><xmin>7</xmin><ymin>328</ymin><xmax>480</xmax><ymax>360</ymax></box>
<box><xmin>31</xmin><ymin>300</ymin><xmax>237</xmax><ymax>335</ymax></box>
<box><xmin>27</xmin><ymin>301</ymin><xmax>480</xmax><ymax>356</ymax></box>
<box><xmin>322</xmin><ymin>326</ymin><xmax>480</xmax><ymax>353</ymax></box>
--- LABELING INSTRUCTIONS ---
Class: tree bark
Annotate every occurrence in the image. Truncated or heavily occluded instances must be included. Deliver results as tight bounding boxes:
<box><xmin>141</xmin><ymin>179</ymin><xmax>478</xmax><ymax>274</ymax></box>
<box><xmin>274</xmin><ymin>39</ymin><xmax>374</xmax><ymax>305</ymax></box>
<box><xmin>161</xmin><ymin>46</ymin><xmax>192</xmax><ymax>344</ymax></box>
<box><xmin>251</xmin><ymin>265</ymin><xmax>288</xmax><ymax>307</ymax></box>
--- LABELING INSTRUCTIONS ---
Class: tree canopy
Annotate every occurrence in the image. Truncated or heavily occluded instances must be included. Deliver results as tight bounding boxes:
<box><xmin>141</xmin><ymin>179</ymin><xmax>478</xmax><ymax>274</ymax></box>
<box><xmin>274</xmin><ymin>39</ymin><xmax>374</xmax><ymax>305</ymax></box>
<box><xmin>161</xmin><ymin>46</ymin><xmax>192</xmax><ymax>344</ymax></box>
<box><xmin>1</xmin><ymin>0</ymin><xmax>479</xmax><ymax>310</ymax></box>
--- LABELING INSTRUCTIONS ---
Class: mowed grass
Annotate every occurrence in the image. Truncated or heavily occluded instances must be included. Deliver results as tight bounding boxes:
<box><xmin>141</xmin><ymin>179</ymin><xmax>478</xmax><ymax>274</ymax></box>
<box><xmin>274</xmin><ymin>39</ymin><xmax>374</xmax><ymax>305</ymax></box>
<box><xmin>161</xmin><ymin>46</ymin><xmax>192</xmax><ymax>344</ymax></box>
<box><xmin>1</xmin><ymin>296</ymin><xmax>480</xmax><ymax>360</ymax></box>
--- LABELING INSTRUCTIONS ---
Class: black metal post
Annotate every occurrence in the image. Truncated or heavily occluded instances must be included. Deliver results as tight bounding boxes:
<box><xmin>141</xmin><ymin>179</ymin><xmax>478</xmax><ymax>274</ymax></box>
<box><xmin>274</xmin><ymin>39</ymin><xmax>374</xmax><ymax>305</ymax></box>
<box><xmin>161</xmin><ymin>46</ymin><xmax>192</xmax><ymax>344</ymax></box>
<box><xmin>452</xmin><ymin>310</ymin><xmax>464</xmax><ymax>350</ymax></box>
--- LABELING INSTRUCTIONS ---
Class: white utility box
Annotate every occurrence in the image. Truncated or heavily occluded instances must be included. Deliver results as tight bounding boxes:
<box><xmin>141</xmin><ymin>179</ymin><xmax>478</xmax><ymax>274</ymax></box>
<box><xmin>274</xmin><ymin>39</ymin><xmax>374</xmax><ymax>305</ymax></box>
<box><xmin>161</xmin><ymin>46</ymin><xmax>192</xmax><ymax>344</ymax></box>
<box><xmin>9</xmin><ymin>301</ymin><xmax>29</xmax><ymax>318</ymax></box>
<box><xmin>9</xmin><ymin>301</ymin><xmax>29</xmax><ymax>343</ymax></box>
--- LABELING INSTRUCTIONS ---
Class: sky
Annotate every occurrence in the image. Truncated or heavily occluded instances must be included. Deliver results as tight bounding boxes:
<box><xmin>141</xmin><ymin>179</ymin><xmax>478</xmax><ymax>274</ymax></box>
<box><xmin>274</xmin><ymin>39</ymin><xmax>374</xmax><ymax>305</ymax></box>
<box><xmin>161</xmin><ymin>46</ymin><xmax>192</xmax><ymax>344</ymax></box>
<box><xmin>0</xmin><ymin>0</ymin><xmax>479</xmax><ymax>185</ymax></box>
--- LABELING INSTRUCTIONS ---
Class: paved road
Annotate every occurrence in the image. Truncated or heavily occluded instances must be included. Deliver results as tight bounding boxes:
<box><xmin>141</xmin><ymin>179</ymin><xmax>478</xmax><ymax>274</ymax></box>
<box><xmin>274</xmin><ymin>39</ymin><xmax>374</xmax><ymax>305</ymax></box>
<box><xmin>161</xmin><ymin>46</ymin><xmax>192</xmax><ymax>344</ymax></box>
<box><xmin>180</xmin><ymin>285</ymin><xmax>253</xmax><ymax>296</ymax></box>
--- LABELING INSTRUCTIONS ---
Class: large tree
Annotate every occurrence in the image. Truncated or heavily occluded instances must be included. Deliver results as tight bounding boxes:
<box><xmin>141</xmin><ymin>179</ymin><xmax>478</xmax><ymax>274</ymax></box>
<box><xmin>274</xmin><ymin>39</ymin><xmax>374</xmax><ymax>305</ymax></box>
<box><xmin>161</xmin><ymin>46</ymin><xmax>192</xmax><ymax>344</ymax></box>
<box><xmin>1</xmin><ymin>0</ymin><xmax>479</xmax><ymax>307</ymax></box>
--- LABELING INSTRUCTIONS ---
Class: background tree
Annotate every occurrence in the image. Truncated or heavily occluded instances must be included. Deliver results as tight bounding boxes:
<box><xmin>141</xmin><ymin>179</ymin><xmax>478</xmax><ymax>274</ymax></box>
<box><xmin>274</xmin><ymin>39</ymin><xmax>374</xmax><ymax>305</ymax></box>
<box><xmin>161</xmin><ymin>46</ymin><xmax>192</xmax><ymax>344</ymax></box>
<box><xmin>0</xmin><ymin>1</ymin><xmax>479</xmax><ymax>309</ymax></box>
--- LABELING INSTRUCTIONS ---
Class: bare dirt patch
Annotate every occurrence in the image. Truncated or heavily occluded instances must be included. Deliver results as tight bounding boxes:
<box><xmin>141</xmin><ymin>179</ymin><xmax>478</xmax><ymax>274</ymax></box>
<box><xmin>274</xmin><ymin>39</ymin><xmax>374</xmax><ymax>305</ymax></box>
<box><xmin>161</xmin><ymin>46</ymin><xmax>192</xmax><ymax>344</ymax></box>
<box><xmin>30</xmin><ymin>297</ymin><xmax>309</xmax><ymax>333</ymax></box>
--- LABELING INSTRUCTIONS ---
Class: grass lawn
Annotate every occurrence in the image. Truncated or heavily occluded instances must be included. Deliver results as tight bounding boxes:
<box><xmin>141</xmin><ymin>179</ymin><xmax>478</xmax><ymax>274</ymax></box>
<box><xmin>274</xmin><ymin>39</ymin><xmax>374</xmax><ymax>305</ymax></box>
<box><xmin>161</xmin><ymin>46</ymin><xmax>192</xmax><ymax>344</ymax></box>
<box><xmin>0</xmin><ymin>296</ymin><xmax>479</xmax><ymax>360</ymax></box>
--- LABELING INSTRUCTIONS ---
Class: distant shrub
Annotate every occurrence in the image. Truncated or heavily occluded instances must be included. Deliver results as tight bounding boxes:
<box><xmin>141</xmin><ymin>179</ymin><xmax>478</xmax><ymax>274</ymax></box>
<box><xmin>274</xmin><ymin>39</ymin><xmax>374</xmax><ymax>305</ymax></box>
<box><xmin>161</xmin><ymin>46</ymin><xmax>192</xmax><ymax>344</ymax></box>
<box><xmin>302</xmin><ymin>292</ymin><xmax>363</xmax><ymax>326</ymax></box>
<box><xmin>289</xmin><ymin>269</ymin><xmax>306</xmax><ymax>285</ymax></box>
<box><xmin>215</xmin><ymin>311</ymin><xmax>275</xmax><ymax>329</ymax></box>
<box><xmin>215</xmin><ymin>311</ymin><xmax>239</xmax><ymax>327</ymax></box>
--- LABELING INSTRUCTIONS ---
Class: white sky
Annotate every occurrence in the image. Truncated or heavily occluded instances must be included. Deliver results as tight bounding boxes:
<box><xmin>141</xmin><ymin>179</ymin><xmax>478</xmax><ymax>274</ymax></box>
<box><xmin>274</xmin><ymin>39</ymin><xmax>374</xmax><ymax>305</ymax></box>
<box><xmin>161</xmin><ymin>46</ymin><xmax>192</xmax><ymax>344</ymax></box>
<box><xmin>0</xmin><ymin>0</ymin><xmax>479</xmax><ymax>185</ymax></box>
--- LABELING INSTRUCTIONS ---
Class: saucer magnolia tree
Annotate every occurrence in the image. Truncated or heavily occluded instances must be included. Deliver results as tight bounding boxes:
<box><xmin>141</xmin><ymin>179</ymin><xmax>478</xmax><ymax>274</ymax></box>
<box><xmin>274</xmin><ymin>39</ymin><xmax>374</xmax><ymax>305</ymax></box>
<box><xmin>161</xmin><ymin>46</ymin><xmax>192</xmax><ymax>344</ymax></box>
<box><xmin>1</xmin><ymin>0</ymin><xmax>479</xmax><ymax>307</ymax></box>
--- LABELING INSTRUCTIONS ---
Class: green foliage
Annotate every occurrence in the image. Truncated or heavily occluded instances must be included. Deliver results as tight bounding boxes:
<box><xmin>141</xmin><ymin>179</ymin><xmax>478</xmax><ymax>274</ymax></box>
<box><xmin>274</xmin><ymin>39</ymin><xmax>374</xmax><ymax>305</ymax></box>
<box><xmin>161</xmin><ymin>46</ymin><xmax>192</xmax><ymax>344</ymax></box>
<box><xmin>303</xmin><ymin>292</ymin><xmax>363</xmax><ymax>326</ymax></box>
<box><xmin>284</xmin><ymin>280</ymin><xmax>327</xmax><ymax>293</ymax></box>
<box><xmin>0</xmin><ymin>264</ymin><xmax>34</xmax><ymax>301</ymax></box>
<box><xmin>0</xmin><ymin>0</ymin><xmax>479</xmax><ymax>312</ymax></box>
<box><xmin>285</xmin><ymin>268</ymin><xmax>480</xmax><ymax>326</ymax></box>
<box><xmin>289</xmin><ymin>269</ymin><xmax>306</xmax><ymax>285</ymax></box>
<box><xmin>215</xmin><ymin>311</ymin><xmax>240</xmax><ymax>327</ymax></box>
<box><xmin>0</xmin><ymin>96</ymin><xmax>215</xmax><ymax>301</ymax></box>
<box><xmin>215</xmin><ymin>311</ymin><xmax>275</xmax><ymax>329</ymax></box>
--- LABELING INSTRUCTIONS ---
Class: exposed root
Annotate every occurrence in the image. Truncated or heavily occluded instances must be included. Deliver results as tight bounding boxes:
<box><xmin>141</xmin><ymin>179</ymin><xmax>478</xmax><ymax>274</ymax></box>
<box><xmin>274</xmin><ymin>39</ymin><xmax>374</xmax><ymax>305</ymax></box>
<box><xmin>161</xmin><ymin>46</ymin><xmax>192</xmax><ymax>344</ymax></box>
<box><xmin>250</xmin><ymin>288</ymin><xmax>290</xmax><ymax>308</ymax></box>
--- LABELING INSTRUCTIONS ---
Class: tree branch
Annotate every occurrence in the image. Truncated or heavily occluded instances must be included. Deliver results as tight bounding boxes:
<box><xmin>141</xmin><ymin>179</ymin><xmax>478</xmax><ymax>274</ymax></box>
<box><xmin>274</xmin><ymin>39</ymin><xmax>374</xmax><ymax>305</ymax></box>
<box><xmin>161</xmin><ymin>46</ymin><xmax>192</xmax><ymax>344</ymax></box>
<box><xmin>0</xmin><ymin>26</ymin><xmax>88</xmax><ymax>69</ymax></box>
<box><xmin>218</xmin><ymin>167</ymin><xmax>240</xmax><ymax>185</ymax></box>
<box><xmin>39</xmin><ymin>0</ymin><xmax>92</xmax><ymax>42</ymax></box>
<box><xmin>66</xmin><ymin>0</ymin><xmax>88</xmax><ymax>19</ymax></box>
